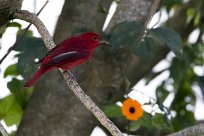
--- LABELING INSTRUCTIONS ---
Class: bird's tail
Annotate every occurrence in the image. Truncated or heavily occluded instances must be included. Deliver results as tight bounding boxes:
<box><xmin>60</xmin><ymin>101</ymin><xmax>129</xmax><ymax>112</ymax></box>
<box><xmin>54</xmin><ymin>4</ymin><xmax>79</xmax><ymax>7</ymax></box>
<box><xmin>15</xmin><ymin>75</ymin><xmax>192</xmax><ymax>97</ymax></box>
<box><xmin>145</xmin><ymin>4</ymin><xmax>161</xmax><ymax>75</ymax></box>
<box><xmin>24</xmin><ymin>68</ymin><xmax>50</xmax><ymax>88</ymax></box>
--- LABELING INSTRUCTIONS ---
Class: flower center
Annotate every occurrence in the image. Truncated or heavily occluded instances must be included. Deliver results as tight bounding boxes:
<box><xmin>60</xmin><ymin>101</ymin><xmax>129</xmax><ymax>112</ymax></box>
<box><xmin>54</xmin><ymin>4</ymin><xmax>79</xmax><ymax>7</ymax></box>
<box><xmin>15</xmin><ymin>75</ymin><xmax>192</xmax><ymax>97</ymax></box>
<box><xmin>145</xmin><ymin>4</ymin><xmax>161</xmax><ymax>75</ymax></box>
<box><xmin>129</xmin><ymin>107</ymin><xmax>135</xmax><ymax>113</ymax></box>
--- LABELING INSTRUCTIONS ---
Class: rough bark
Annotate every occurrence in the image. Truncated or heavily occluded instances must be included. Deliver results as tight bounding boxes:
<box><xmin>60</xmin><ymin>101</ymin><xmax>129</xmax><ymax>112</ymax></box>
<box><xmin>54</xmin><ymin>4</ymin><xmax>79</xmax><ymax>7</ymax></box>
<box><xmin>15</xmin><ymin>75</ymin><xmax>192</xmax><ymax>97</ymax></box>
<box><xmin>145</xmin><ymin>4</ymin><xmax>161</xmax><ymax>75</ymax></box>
<box><xmin>16</xmin><ymin>0</ymin><xmax>114</xmax><ymax>136</ymax></box>
<box><xmin>1</xmin><ymin>0</ymin><xmax>201</xmax><ymax>136</ymax></box>
<box><xmin>13</xmin><ymin>10</ymin><xmax>122</xmax><ymax>135</ymax></box>
<box><xmin>168</xmin><ymin>124</ymin><xmax>204</xmax><ymax>136</ymax></box>
<box><xmin>106</xmin><ymin>0</ymin><xmax>152</xmax><ymax>32</ymax></box>
<box><xmin>0</xmin><ymin>0</ymin><xmax>22</xmax><ymax>26</ymax></box>
<box><xmin>54</xmin><ymin>0</ymin><xmax>155</xmax><ymax>134</ymax></box>
<box><xmin>53</xmin><ymin>0</ymin><xmax>112</xmax><ymax>43</ymax></box>
<box><xmin>0</xmin><ymin>0</ymin><xmax>22</xmax><ymax>12</ymax></box>
<box><xmin>16</xmin><ymin>0</ymin><xmax>154</xmax><ymax>135</ymax></box>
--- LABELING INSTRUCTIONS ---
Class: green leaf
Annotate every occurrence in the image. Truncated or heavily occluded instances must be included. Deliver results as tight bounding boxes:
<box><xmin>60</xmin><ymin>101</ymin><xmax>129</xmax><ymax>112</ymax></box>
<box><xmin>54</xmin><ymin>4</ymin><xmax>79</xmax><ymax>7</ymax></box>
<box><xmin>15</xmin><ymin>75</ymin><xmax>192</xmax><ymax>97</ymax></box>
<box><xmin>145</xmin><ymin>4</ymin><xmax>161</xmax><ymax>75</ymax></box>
<box><xmin>162</xmin><ymin>0</ymin><xmax>182</xmax><ymax>6</ymax></box>
<box><xmin>7</xmin><ymin>78</ymin><xmax>21</xmax><ymax>92</ymax></box>
<box><xmin>130</xmin><ymin>112</ymin><xmax>154</xmax><ymax>130</ymax></box>
<box><xmin>4</xmin><ymin>64</ymin><xmax>17</xmax><ymax>78</ymax></box>
<box><xmin>7</xmin><ymin>78</ymin><xmax>29</xmax><ymax>108</ymax></box>
<box><xmin>7</xmin><ymin>22</ymin><xmax>22</xmax><ymax>29</ymax></box>
<box><xmin>26</xmin><ymin>30</ymin><xmax>34</xmax><ymax>37</ymax></box>
<box><xmin>103</xmin><ymin>104</ymin><xmax>123</xmax><ymax>117</ymax></box>
<box><xmin>3</xmin><ymin>102</ymin><xmax>23</xmax><ymax>126</ymax></box>
<box><xmin>169</xmin><ymin>58</ymin><xmax>185</xmax><ymax>83</ymax></box>
<box><xmin>156</xmin><ymin>83</ymin><xmax>169</xmax><ymax>102</ymax></box>
<box><xmin>16</xmin><ymin>29</ymin><xmax>33</xmax><ymax>37</ymax></box>
<box><xmin>162</xmin><ymin>0</ymin><xmax>182</xmax><ymax>12</ymax></box>
<box><xmin>110</xmin><ymin>21</ymin><xmax>144</xmax><ymax>49</ymax></box>
<box><xmin>0</xmin><ymin>25</ymin><xmax>6</xmax><ymax>38</ymax></box>
<box><xmin>150</xmin><ymin>27</ymin><xmax>182</xmax><ymax>56</ymax></box>
<box><xmin>194</xmin><ymin>12</ymin><xmax>200</xmax><ymax>26</ymax></box>
<box><xmin>0</xmin><ymin>95</ymin><xmax>23</xmax><ymax>126</ymax></box>
<box><xmin>130</xmin><ymin>113</ymin><xmax>172</xmax><ymax>132</ymax></box>
<box><xmin>152</xmin><ymin>113</ymin><xmax>172</xmax><ymax>130</ymax></box>
<box><xmin>134</xmin><ymin>37</ymin><xmax>153</xmax><ymax>63</ymax></box>
<box><xmin>14</xmin><ymin>36</ymin><xmax>47</xmax><ymax>77</ymax></box>
<box><xmin>0</xmin><ymin>95</ymin><xmax>15</xmax><ymax>116</ymax></box>
<box><xmin>172</xmin><ymin>111</ymin><xmax>196</xmax><ymax>131</ymax></box>
<box><xmin>129</xmin><ymin>121</ymin><xmax>140</xmax><ymax>131</ymax></box>
<box><xmin>187</xmin><ymin>8</ymin><xmax>196</xmax><ymax>24</ymax></box>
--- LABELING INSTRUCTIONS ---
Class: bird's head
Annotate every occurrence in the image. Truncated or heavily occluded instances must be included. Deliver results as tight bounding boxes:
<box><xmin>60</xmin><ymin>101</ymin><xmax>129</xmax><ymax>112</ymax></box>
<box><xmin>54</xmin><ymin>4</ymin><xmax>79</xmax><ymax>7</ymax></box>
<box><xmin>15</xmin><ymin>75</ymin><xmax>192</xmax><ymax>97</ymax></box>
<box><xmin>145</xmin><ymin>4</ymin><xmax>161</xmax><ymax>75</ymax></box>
<box><xmin>78</xmin><ymin>32</ymin><xmax>109</xmax><ymax>48</ymax></box>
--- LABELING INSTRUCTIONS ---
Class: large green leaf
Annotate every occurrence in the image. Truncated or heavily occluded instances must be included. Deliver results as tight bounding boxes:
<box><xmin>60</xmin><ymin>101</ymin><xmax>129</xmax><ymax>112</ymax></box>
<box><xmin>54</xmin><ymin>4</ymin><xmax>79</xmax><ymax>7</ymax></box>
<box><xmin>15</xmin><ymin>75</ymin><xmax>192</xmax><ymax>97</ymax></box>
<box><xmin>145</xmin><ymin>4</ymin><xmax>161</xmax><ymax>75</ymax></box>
<box><xmin>7</xmin><ymin>78</ymin><xmax>21</xmax><ymax>92</ymax></box>
<box><xmin>133</xmin><ymin>37</ymin><xmax>154</xmax><ymax>63</ymax></box>
<box><xmin>0</xmin><ymin>95</ymin><xmax>23</xmax><ymax>126</ymax></box>
<box><xmin>3</xmin><ymin>101</ymin><xmax>23</xmax><ymax>126</ymax></box>
<box><xmin>149</xmin><ymin>27</ymin><xmax>182</xmax><ymax>56</ymax></box>
<box><xmin>103</xmin><ymin>104</ymin><xmax>123</xmax><ymax>117</ymax></box>
<box><xmin>0</xmin><ymin>95</ymin><xmax>15</xmax><ymax>115</ymax></box>
<box><xmin>110</xmin><ymin>21</ymin><xmax>144</xmax><ymax>49</ymax></box>
<box><xmin>14</xmin><ymin>36</ymin><xmax>47</xmax><ymax>77</ymax></box>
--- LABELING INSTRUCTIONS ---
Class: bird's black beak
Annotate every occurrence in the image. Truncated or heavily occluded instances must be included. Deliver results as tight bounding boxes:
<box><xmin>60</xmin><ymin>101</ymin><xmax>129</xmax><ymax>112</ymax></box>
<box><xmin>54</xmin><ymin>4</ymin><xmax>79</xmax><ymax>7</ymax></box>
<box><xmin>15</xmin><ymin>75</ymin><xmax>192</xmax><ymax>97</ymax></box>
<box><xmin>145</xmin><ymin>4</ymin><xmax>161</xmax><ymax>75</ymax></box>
<box><xmin>100</xmin><ymin>40</ymin><xmax>110</xmax><ymax>46</ymax></box>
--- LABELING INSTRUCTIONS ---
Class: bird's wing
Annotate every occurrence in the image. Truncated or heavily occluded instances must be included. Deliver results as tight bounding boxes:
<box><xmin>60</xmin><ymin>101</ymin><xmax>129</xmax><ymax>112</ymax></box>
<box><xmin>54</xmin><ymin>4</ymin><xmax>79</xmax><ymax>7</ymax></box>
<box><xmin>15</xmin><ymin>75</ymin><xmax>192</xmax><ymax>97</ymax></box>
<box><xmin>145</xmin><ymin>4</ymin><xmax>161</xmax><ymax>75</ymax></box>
<box><xmin>37</xmin><ymin>38</ymin><xmax>80</xmax><ymax>64</ymax></box>
<box><xmin>41</xmin><ymin>50</ymin><xmax>87</xmax><ymax>68</ymax></box>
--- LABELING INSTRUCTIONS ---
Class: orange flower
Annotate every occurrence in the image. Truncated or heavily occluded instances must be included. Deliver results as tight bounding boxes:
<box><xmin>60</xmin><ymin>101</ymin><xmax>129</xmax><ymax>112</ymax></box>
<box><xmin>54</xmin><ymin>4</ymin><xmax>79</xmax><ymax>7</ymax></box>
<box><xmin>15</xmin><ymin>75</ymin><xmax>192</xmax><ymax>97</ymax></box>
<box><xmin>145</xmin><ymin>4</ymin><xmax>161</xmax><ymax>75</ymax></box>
<box><xmin>121</xmin><ymin>98</ymin><xmax>144</xmax><ymax>121</ymax></box>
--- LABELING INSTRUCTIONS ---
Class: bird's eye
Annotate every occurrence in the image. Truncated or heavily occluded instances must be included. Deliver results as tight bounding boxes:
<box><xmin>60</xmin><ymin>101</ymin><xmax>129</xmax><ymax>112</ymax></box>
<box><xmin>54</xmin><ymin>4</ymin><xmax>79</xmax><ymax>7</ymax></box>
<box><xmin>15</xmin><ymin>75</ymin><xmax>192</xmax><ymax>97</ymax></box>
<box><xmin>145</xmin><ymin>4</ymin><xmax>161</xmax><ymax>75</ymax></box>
<box><xmin>92</xmin><ymin>36</ymin><xmax>99</xmax><ymax>41</ymax></box>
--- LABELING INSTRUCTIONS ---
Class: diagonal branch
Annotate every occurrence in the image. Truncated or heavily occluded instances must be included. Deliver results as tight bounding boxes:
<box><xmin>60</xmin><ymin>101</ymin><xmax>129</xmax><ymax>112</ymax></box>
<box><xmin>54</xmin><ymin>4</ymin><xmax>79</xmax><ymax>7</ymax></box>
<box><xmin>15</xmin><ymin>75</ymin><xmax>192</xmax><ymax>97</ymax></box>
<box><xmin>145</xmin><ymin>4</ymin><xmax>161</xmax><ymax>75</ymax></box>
<box><xmin>13</xmin><ymin>10</ymin><xmax>55</xmax><ymax>50</ymax></box>
<box><xmin>167</xmin><ymin>123</ymin><xmax>204</xmax><ymax>136</ymax></box>
<box><xmin>13</xmin><ymin>10</ymin><xmax>123</xmax><ymax>136</ymax></box>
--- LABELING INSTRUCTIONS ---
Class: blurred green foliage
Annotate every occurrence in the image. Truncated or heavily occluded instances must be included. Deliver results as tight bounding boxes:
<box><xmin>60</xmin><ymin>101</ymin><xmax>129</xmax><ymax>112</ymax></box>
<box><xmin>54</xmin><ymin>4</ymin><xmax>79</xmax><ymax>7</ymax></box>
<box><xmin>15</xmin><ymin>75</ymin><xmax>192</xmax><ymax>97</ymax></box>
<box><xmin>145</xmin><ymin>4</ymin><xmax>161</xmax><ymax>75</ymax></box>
<box><xmin>103</xmin><ymin>0</ymin><xmax>204</xmax><ymax>135</ymax></box>
<box><xmin>0</xmin><ymin>22</ymin><xmax>46</xmax><ymax>135</ymax></box>
<box><xmin>0</xmin><ymin>0</ymin><xmax>204</xmax><ymax>135</ymax></box>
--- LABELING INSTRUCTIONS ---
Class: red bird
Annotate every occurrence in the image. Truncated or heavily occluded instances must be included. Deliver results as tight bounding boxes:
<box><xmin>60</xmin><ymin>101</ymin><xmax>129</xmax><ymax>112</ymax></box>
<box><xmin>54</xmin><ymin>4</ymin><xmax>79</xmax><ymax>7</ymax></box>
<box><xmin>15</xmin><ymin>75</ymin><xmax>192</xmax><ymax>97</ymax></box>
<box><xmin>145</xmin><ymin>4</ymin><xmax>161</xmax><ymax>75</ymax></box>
<box><xmin>24</xmin><ymin>32</ymin><xmax>109</xmax><ymax>87</ymax></box>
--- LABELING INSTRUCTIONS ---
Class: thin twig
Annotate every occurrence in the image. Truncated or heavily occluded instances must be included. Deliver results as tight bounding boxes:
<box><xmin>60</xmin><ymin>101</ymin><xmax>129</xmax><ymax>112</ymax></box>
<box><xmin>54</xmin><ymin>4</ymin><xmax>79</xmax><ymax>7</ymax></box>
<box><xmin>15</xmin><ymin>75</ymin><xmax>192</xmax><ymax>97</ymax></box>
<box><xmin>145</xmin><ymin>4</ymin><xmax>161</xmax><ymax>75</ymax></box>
<box><xmin>144</xmin><ymin>0</ymin><xmax>161</xmax><ymax>29</ymax></box>
<box><xmin>0</xmin><ymin>0</ymin><xmax>49</xmax><ymax>65</ymax></box>
<box><xmin>141</xmin><ymin>0</ymin><xmax>161</xmax><ymax>41</ymax></box>
<box><xmin>64</xmin><ymin>71</ymin><xmax>123</xmax><ymax>136</ymax></box>
<box><xmin>0</xmin><ymin>121</ymin><xmax>8</xmax><ymax>136</ymax></box>
<box><xmin>13</xmin><ymin>10</ymin><xmax>123</xmax><ymax>136</ymax></box>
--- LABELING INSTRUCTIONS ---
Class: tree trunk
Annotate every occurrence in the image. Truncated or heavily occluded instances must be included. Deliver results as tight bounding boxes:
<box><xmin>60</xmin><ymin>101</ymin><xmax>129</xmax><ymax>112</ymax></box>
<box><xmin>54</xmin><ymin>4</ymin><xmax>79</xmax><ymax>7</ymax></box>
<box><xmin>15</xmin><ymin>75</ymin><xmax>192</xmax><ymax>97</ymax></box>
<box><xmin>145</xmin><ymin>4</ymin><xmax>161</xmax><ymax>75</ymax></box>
<box><xmin>16</xmin><ymin>0</ymin><xmax>113</xmax><ymax>136</ymax></box>
<box><xmin>16</xmin><ymin>0</ymin><xmax>154</xmax><ymax>135</ymax></box>
<box><xmin>13</xmin><ymin>0</ymin><xmax>200</xmax><ymax>136</ymax></box>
